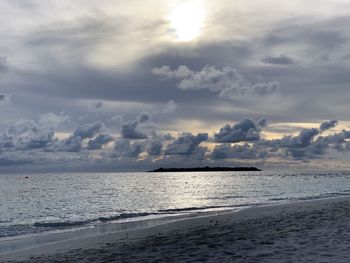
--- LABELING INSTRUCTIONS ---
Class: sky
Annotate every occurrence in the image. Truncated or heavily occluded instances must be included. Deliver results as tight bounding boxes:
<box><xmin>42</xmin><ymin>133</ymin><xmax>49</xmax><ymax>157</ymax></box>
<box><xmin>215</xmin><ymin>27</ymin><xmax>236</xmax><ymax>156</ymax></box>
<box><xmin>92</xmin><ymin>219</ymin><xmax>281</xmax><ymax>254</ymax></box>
<box><xmin>1</xmin><ymin>0</ymin><xmax>350</xmax><ymax>172</ymax></box>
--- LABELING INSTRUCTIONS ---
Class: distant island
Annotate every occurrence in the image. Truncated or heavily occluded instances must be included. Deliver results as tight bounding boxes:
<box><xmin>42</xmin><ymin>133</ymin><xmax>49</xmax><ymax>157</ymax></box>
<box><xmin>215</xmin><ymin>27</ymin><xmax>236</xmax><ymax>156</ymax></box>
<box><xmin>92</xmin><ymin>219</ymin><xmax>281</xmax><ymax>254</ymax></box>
<box><xmin>148</xmin><ymin>166</ymin><xmax>262</xmax><ymax>172</ymax></box>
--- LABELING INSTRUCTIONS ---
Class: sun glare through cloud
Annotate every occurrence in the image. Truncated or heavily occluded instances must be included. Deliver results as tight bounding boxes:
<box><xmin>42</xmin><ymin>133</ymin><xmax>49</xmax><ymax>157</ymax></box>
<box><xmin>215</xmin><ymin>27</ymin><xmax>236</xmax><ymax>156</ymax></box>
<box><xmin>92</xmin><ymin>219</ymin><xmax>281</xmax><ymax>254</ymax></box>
<box><xmin>168</xmin><ymin>0</ymin><xmax>206</xmax><ymax>41</ymax></box>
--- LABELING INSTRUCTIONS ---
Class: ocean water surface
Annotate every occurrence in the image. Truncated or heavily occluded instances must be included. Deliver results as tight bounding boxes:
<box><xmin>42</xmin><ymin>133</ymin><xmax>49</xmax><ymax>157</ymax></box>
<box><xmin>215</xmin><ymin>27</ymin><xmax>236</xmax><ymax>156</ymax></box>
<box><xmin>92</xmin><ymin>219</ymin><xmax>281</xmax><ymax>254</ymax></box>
<box><xmin>1</xmin><ymin>170</ymin><xmax>350</xmax><ymax>242</ymax></box>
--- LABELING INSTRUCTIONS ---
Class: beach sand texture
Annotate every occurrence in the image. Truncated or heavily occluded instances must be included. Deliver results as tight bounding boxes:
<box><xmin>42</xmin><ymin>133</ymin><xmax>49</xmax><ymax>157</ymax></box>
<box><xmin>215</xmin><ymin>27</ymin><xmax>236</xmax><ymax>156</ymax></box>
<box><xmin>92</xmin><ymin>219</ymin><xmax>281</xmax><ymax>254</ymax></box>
<box><xmin>2</xmin><ymin>197</ymin><xmax>350</xmax><ymax>263</ymax></box>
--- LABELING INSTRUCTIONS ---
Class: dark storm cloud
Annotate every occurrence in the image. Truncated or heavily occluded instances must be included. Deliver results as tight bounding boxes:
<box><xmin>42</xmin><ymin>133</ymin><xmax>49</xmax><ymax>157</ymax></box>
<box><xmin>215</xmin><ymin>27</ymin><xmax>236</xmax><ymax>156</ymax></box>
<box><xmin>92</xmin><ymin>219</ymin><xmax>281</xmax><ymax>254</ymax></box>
<box><xmin>121</xmin><ymin>112</ymin><xmax>150</xmax><ymax>140</ymax></box>
<box><xmin>214</xmin><ymin>118</ymin><xmax>266</xmax><ymax>143</ymax></box>
<box><xmin>165</xmin><ymin>133</ymin><xmax>208</xmax><ymax>155</ymax></box>
<box><xmin>261</xmin><ymin>55</ymin><xmax>295</xmax><ymax>65</ymax></box>
<box><xmin>87</xmin><ymin>134</ymin><xmax>113</xmax><ymax>150</ymax></box>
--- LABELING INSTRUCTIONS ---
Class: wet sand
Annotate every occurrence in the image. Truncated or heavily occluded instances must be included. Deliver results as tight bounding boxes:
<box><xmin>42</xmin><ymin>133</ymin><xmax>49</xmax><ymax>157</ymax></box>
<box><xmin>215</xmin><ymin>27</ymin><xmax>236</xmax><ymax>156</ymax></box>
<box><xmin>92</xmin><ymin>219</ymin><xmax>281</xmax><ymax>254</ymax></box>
<box><xmin>2</xmin><ymin>196</ymin><xmax>350</xmax><ymax>262</ymax></box>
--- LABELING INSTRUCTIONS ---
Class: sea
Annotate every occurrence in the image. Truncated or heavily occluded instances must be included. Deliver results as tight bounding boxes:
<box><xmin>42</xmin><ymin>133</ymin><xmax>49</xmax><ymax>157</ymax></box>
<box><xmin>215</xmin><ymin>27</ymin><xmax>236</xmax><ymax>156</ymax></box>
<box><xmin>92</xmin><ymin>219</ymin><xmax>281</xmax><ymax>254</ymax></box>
<box><xmin>1</xmin><ymin>170</ymin><xmax>350</xmax><ymax>254</ymax></box>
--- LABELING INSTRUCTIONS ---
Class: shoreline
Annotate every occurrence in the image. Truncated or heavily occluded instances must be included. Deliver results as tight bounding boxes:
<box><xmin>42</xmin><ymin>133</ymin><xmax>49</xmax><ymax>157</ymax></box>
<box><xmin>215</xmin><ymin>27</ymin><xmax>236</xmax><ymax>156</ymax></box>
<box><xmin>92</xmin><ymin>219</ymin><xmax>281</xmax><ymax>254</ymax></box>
<box><xmin>0</xmin><ymin>207</ymin><xmax>243</xmax><ymax>256</ymax></box>
<box><xmin>2</xmin><ymin>196</ymin><xmax>350</xmax><ymax>262</ymax></box>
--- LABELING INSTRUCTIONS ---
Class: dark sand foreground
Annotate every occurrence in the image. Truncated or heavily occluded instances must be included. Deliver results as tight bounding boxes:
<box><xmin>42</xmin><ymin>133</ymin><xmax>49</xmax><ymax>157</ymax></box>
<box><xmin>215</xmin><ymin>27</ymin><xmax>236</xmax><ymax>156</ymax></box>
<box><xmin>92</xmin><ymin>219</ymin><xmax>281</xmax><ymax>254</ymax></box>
<box><xmin>2</xmin><ymin>197</ymin><xmax>350</xmax><ymax>263</ymax></box>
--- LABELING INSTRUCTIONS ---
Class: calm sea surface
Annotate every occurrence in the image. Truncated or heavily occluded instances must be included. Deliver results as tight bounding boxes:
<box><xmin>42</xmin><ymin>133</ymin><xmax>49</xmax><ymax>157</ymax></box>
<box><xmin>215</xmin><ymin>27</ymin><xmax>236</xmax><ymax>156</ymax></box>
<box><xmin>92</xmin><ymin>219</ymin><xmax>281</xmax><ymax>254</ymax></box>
<box><xmin>1</xmin><ymin>170</ymin><xmax>350</xmax><ymax>239</ymax></box>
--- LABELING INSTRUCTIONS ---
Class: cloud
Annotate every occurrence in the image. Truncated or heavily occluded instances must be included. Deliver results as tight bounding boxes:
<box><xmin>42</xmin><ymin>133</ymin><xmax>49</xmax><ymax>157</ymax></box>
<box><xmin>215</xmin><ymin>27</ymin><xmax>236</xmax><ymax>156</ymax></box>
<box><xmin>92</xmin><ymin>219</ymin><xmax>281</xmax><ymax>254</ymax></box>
<box><xmin>160</xmin><ymin>100</ymin><xmax>177</xmax><ymax>114</ymax></box>
<box><xmin>0</xmin><ymin>154</ymin><xmax>33</xmax><ymax>167</ymax></box>
<box><xmin>53</xmin><ymin>136</ymin><xmax>83</xmax><ymax>153</ymax></box>
<box><xmin>121</xmin><ymin>112</ymin><xmax>150</xmax><ymax>140</ymax></box>
<box><xmin>1</xmin><ymin>2</ymin><xmax>350</xmax><ymax>143</ymax></box>
<box><xmin>147</xmin><ymin>140</ymin><xmax>163</xmax><ymax>156</ymax></box>
<box><xmin>259</xmin><ymin>122</ymin><xmax>350</xmax><ymax>160</ymax></box>
<box><xmin>87</xmin><ymin>134</ymin><xmax>113</xmax><ymax>150</ymax></box>
<box><xmin>94</xmin><ymin>101</ymin><xmax>103</xmax><ymax>109</ymax></box>
<box><xmin>212</xmin><ymin>143</ymin><xmax>267</xmax><ymax>160</ymax></box>
<box><xmin>108</xmin><ymin>115</ymin><xmax>124</xmax><ymax>127</ymax></box>
<box><xmin>72</xmin><ymin>121</ymin><xmax>104</xmax><ymax>139</ymax></box>
<box><xmin>48</xmin><ymin>121</ymin><xmax>105</xmax><ymax>152</ymax></box>
<box><xmin>137</xmin><ymin>111</ymin><xmax>150</xmax><ymax>123</ymax></box>
<box><xmin>212</xmin><ymin>118</ymin><xmax>348</xmax><ymax>161</ymax></box>
<box><xmin>121</xmin><ymin>122</ymin><xmax>147</xmax><ymax>140</ymax></box>
<box><xmin>314</xmin><ymin>130</ymin><xmax>350</xmax><ymax>152</ymax></box>
<box><xmin>38</xmin><ymin>112</ymin><xmax>69</xmax><ymax>129</ymax></box>
<box><xmin>153</xmin><ymin>65</ymin><xmax>280</xmax><ymax>98</ymax></box>
<box><xmin>1</xmin><ymin>119</ymin><xmax>55</xmax><ymax>150</ymax></box>
<box><xmin>113</xmin><ymin>140</ymin><xmax>143</xmax><ymax>158</ymax></box>
<box><xmin>214</xmin><ymin>118</ymin><xmax>266</xmax><ymax>143</ymax></box>
<box><xmin>0</xmin><ymin>94</ymin><xmax>10</xmax><ymax>103</ymax></box>
<box><xmin>257</xmin><ymin>118</ymin><xmax>268</xmax><ymax>127</ymax></box>
<box><xmin>261</xmin><ymin>55</ymin><xmax>296</xmax><ymax>65</ymax></box>
<box><xmin>0</xmin><ymin>115</ymin><xmax>107</xmax><ymax>154</ymax></box>
<box><xmin>152</xmin><ymin>65</ymin><xmax>193</xmax><ymax>80</ymax></box>
<box><xmin>260</xmin><ymin>127</ymin><xmax>320</xmax><ymax>159</ymax></box>
<box><xmin>285</xmin><ymin>128</ymin><xmax>320</xmax><ymax>148</ymax></box>
<box><xmin>153</xmin><ymin>65</ymin><xmax>244</xmax><ymax>92</ymax></box>
<box><xmin>0</xmin><ymin>56</ymin><xmax>7</xmax><ymax>73</ymax></box>
<box><xmin>0</xmin><ymin>114</ymin><xmax>350</xmax><ymax>170</ymax></box>
<box><xmin>320</xmin><ymin>120</ymin><xmax>338</xmax><ymax>132</ymax></box>
<box><xmin>165</xmin><ymin>133</ymin><xmax>208</xmax><ymax>155</ymax></box>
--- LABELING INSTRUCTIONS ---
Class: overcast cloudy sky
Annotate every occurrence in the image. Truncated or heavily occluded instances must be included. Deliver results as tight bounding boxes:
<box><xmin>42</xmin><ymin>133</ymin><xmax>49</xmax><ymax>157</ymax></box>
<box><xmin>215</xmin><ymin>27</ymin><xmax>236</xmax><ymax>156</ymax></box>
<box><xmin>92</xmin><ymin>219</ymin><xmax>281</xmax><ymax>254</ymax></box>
<box><xmin>1</xmin><ymin>0</ymin><xmax>350</xmax><ymax>172</ymax></box>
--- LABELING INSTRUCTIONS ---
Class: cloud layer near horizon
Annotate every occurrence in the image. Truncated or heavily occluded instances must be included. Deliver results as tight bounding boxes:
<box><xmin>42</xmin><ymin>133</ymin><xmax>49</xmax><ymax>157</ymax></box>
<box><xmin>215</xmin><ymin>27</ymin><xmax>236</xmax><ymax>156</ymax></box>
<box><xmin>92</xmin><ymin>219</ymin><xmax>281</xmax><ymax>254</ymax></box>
<box><xmin>0</xmin><ymin>113</ymin><xmax>349</xmax><ymax>171</ymax></box>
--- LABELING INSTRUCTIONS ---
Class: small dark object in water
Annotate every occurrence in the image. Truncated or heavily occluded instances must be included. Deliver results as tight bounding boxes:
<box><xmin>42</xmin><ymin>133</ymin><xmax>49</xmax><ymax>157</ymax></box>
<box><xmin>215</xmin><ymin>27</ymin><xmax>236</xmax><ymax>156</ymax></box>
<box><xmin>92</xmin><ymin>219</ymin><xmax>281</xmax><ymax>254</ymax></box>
<box><xmin>148</xmin><ymin>166</ymin><xmax>262</xmax><ymax>172</ymax></box>
<box><xmin>25</xmin><ymin>176</ymin><xmax>29</xmax><ymax>179</ymax></box>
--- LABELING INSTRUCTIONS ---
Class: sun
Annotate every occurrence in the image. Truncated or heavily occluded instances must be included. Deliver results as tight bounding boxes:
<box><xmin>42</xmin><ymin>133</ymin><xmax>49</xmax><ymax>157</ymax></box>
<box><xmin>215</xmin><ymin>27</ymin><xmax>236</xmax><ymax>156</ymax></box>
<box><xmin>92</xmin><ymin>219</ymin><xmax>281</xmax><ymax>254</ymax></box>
<box><xmin>168</xmin><ymin>0</ymin><xmax>206</xmax><ymax>41</ymax></box>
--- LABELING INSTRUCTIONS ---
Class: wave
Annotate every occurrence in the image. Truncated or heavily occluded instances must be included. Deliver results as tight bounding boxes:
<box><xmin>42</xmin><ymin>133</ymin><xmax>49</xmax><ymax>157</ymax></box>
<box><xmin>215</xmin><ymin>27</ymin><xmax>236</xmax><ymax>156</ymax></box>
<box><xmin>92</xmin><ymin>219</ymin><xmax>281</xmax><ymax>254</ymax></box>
<box><xmin>33</xmin><ymin>220</ymin><xmax>94</xmax><ymax>228</ymax></box>
<box><xmin>32</xmin><ymin>204</ymin><xmax>257</xmax><ymax>230</ymax></box>
<box><xmin>207</xmin><ymin>195</ymin><xmax>248</xmax><ymax>200</ymax></box>
<box><xmin>270</xmin><ymin>192</ymin><xmax>350</xmax><ymax>202</ymax></box>
<box><xmin>97</xmin><ymin>212</ymin><xmax>163</xmax><ymax>222</ymax></box>
<box><xmin>296</xmin><ymin>192</ymin><xmax>350</xmax><ymax>200</ymax></box>
<box><xmin>158</xmin><ymin>203</ymin><xmax>266</xmax><ymax>213</ymax></box>
<box><xmin>33</xmin><ymin>203</ymin><xmax>271</xmax><ymax>230</ymax></box>
<box><xmin>33</xmin><ymin>212</ymin><xmax>165</xmax><ymax>229</ymax></box>
<box><xmin>158</xmin><ymin>205</ymin><xmax>234</xmax><ymax>213</ymax></box>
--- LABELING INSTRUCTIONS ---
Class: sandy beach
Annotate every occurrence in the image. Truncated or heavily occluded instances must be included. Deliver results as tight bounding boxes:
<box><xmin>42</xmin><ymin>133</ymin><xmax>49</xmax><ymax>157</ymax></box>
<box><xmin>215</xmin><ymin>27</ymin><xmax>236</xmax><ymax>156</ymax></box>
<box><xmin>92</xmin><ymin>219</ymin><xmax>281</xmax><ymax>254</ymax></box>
<box><xmin>2</xmin><ymin>196</ymin><xmax>350</xmax><ymax>263</ymax></box>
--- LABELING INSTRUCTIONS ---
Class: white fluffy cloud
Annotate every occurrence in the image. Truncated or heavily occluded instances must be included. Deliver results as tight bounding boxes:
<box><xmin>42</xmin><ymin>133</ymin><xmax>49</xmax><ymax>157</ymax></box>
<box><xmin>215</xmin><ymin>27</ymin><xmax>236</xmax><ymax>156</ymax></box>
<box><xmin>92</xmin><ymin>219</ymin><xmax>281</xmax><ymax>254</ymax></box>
<box><xmin>153</xmin><ymin>65</ymin><xmax>280</xmax><ymax>99</ymax></box>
